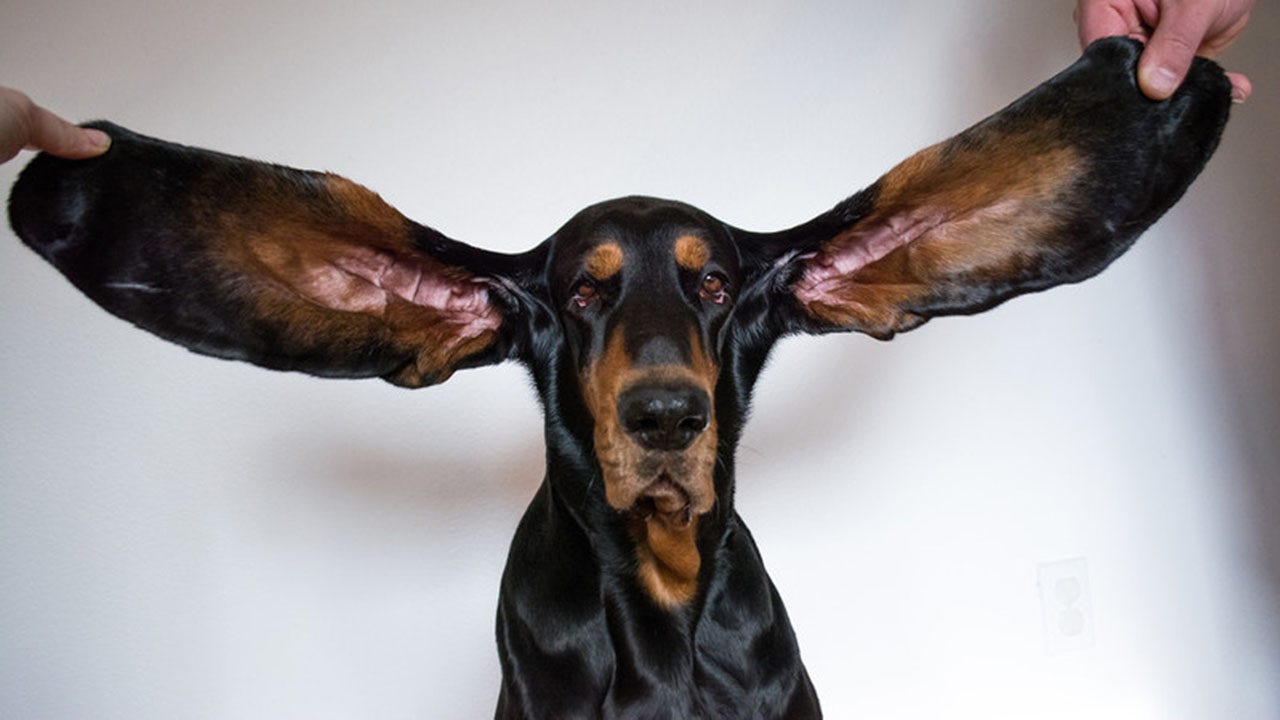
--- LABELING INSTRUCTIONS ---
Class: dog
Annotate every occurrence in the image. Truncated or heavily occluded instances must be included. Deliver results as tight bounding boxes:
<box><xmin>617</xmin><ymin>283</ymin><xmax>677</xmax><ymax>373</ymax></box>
<box><xmin>7</xmin><ymin>38</ymin><xmax>1229</xmax><ymax>718</ymax></box>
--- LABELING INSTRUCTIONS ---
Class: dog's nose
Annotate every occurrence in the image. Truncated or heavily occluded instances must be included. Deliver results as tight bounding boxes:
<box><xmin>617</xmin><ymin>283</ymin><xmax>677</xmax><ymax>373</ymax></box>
<box><xmin>618</xmin><ymin>384</ymin><xmax>710</xmax><ymax>451</ymax></box>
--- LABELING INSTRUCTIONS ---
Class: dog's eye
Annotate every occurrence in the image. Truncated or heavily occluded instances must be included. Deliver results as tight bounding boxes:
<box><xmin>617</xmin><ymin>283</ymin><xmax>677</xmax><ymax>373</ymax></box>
<box><xmin>699</xmin><ymin>272</ymin><xmax>730</xmax><ymax>304</ymax></box>
<box><xmin>572</xmin><ymin>279</ymin><xmax>598</xmax><ymax>308</ymax></box>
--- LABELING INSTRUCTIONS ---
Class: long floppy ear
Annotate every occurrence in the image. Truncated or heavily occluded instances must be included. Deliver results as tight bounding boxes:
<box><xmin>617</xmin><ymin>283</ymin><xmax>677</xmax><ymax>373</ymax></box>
<box><xmin>8</xmin><ymin>123</ymin><xmax>542</xmax><ymax>388</ymax></box>
<box><xmin>749</xmin><ymin>37</ymin><xmax>1231</xmax><ymax>339</ymax></box>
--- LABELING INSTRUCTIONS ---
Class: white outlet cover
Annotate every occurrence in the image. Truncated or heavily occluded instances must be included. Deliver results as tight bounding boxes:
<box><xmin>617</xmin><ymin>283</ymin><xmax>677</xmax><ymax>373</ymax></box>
<box><xmin>1037</xmin><ymin>557</ymin><xmax>1096</xmax><ymax>655</ymax></box>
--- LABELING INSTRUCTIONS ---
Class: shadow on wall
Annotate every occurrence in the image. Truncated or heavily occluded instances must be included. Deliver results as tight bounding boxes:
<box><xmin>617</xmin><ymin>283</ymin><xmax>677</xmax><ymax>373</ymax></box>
<box><xmin>305</xmin><ymin>436</ymin><xmax>545</xmax><ymax>516</ymax></box>
<box><xmin>262</xmin><ymin>410</ymin><xmax>547</xmax><ymax>522</ymax></box>
<box><xmin>1191</xmin><ymin>3</ymin><xmax>1280</xmax><ymax>645</ymax></box>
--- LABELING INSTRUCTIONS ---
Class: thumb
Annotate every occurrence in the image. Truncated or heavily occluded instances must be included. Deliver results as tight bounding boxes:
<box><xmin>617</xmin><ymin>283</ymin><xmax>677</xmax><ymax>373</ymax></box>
<box><xmin>1138</xmin><ymin>4</ymin><xmax>1209</xmax><ymax>100</ymax></box>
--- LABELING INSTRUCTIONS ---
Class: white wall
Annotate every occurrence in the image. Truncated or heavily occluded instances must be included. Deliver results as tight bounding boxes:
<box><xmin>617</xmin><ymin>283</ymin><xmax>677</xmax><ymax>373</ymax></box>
<box><xmin>2</xmin><ymin>2</ymin><xmax>1276</xmax><ymax>718</ymax></box>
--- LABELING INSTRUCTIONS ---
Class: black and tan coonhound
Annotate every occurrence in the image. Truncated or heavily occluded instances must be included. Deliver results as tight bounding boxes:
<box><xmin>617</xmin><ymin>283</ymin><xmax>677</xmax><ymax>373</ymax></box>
<box><xmin>7</xmin><ymin>39</ymin><xmax>1230</xmax><ymax>718</ymax></box>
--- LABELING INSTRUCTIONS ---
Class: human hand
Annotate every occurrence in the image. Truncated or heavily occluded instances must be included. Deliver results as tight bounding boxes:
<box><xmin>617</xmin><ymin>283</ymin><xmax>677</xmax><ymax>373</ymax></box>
<box><xmin>1076</xmin><ymin>0</ymin><xmax>1254</xmax><ymax>102</ymax></box>
<box><xmin>1</xmin><ymin>87</ymin><xmax>111</xmax><ymax>164</ymax></box>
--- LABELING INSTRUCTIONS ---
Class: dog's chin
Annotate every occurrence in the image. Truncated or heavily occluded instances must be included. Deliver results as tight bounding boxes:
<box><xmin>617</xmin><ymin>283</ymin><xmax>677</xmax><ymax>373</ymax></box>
<box><xmin>605</xmin><ymin>466</ymin><xmax>715</xmax><ymax>529</ymax></box>
<box><xmin>628</xmin><ymin>475</ymin><xmax>697</xmax><ymax>527</ymax></box>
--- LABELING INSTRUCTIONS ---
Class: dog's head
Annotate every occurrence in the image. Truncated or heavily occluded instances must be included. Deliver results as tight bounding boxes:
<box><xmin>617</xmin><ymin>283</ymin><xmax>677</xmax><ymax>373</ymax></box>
<box><xmin>548</xmin><ymin>198</ymin><xmax>737</xmax><ymax>529</ymax></box>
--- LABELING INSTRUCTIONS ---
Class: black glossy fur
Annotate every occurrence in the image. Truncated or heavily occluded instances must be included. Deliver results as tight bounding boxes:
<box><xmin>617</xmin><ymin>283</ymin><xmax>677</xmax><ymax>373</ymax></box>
<box><xmin>6</xmin><ymin>40</ymin><xmax>1230</xmax><ymax>719</ymax></box>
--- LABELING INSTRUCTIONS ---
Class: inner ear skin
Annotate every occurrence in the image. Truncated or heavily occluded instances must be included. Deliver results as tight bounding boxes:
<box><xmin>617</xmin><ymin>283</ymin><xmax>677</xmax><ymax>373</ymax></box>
<box><xmin>230</xmin><ymin>182</ymin><xmax>507</xmax><ymax>387</ymax></box>
<box><xmin>792</xmin><ymin>128</ymin><xmax>1084</xmax><ymax>338</ymax></box>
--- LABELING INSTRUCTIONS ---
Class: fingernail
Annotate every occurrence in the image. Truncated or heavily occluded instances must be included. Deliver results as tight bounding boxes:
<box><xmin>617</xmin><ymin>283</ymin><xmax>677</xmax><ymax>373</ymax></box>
<box><xmin>1141</xmin><ymin>66</ymin><xmax>1180</xmax><ymax>98</ymax></box>
<box><xmin>85</xmin><ymin>128</ymin><xmax>111</xmax><ymax>153</ymax></box>
<box><xmin>1231</xmin><ymin>86</ymin><xmax>1247</xmax><ymax>104</ymax></box>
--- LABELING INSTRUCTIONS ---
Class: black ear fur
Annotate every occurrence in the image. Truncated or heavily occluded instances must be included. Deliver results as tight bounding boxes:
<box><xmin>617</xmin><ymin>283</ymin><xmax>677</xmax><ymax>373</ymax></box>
<box><xmin>8</xmin><ymin>122</ymin><xmax>539</xmax><ymax>387</ymax></box>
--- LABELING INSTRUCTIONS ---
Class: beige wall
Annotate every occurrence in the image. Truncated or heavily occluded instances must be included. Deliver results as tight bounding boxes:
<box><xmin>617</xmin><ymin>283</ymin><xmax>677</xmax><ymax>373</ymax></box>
<box><xmin>2</xmin><ymin>1</ymin><xmax>1276</xmax><ymax>717</ymax></box>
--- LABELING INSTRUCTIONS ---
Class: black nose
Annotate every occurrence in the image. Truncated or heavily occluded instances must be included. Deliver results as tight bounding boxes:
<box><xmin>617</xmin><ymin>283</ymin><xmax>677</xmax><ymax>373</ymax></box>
<box><xmin>618</xmin><ymin>384</ymin><xmax>711</xmax><ymax>451</ymax></box>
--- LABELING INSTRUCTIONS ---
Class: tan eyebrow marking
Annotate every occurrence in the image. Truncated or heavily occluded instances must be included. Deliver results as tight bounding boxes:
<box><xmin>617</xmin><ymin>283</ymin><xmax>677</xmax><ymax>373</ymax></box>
<box><xmin>674</xmin><ymin>235</ymin><xmax>709</xmax><ymax>271</ymax></box>
<box><xmin>586</xmin><ymin>242</ymin><xmax>624</xmax><ymax>280</ymax></box>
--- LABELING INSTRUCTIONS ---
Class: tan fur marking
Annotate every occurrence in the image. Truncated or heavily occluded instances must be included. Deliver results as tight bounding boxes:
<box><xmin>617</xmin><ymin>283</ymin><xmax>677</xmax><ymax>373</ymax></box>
<box><xmin>871</xmin><ymin>125</ymin><xmax>1078</xmax><ymax>226</ymax></box>
<box><xmin>580</xmin><ymin>331</ymin><xmax>635</xmax><ymax>507</ymax></box>
<box><xmin>632</xmin><ymin>515</ymin><xmax>701</xmax><ymax>608</ymax></box>
<box><xmin>586</xmin><ymin>242</ymin><xmax>624</xmax><ymax>280</ymax></box>
<box><xmin>321</xmin><ymin>175</ymin><xmax>412</xmax><ymax>240</ymax></box>
<box><xmin>674</xmin><ymin>235</ymin><xmax>710</xmax><ymax>271</ymax></box>
<box><xmin>686</xmin><ymin>325</ymin><xmax>717</xmax><ymax>386</ymax></box>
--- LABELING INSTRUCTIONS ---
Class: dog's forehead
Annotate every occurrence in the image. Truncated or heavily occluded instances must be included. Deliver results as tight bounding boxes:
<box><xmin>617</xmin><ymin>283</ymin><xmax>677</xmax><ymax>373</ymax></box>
<box><xmin>550</xmin><ymin>197</ymin><xmax>732</xmax><ymax>276</ymax></box>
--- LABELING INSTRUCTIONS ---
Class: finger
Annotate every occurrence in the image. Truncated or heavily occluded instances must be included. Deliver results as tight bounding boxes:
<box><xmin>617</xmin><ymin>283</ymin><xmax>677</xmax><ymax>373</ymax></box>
<box><xmin>26</xmin><ymin>104</ymin><xmax>110</xmax><ymax>159</ymax></box>
<box><xmin>0</xmin><ymin>87</ymin><xmax>35</xmax><ymax>163</ymax></box>
<box><xmin>1138</xmin><ymin>2</ymin><xmax>1213</xmax><ymax>100</ymax></box>
<box><xmin>1076</xmin><ymin>0</ymin><xmax>1135</xmax><ymax>48</ymax></box>
<box><xmin>1226</xmin><ymin>71</ymin><xmax>1252</xmax><ymax>103</ymax></box>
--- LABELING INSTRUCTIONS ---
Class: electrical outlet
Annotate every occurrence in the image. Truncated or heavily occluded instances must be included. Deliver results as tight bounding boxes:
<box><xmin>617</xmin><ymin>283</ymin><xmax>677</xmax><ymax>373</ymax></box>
<box><xmin>1037</xmin><ymin>557</ymin><xmax>1095</xmax><ymax>655</ymax></box>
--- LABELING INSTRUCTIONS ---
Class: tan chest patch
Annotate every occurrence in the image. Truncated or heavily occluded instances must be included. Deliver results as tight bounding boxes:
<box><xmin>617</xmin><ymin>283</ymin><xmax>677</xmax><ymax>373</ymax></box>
<box><xmin>630</xmin><ymin>514</ymin><xmax>701</xmax><ymax>608</ymax></box>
